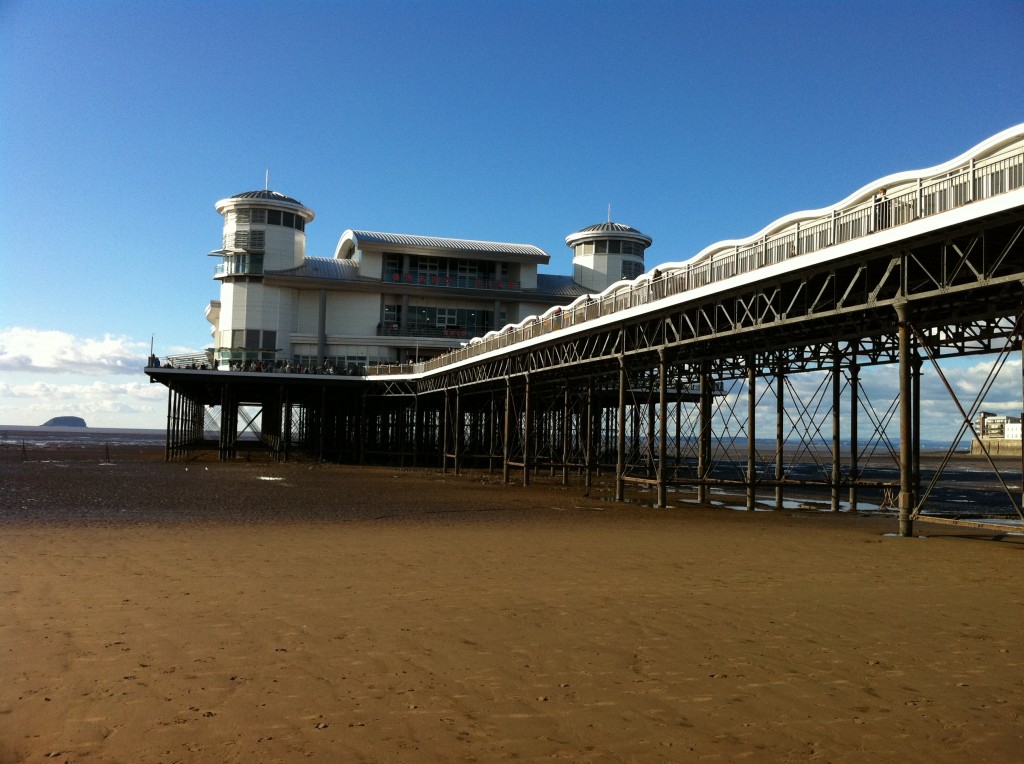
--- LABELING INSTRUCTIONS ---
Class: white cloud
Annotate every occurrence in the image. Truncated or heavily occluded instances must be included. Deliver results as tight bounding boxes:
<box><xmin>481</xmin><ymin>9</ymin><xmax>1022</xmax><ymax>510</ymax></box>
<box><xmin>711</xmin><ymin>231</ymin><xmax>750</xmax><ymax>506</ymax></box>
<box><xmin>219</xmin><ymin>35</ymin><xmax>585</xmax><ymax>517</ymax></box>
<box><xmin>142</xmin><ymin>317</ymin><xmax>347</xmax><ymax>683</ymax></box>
<box><xmin>0</xmin><ymin>327</ymin><xmax>148</xmax><ymax>376</ymax></box>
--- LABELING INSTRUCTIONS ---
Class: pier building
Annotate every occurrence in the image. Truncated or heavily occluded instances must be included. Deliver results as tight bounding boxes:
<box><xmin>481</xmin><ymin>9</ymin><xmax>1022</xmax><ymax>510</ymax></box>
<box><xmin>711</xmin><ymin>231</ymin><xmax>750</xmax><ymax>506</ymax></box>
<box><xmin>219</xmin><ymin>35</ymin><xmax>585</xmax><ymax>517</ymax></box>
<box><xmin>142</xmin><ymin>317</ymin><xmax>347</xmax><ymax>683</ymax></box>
<box><xmin>205</xmin><ymin>190</ymin><xmax>649</xmax><ymax>370</ymax></box>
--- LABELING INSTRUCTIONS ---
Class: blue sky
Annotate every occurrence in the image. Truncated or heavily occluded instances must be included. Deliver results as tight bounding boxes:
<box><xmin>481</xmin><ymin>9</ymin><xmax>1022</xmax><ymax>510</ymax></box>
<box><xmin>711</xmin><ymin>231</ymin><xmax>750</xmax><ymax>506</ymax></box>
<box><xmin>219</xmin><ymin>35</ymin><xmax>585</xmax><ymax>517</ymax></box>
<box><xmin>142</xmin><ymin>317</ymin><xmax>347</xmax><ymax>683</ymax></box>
<box><xmin>1</xmin><ymin>0</ymin><xmax>1022</xmax><ymax>430</ymax></box>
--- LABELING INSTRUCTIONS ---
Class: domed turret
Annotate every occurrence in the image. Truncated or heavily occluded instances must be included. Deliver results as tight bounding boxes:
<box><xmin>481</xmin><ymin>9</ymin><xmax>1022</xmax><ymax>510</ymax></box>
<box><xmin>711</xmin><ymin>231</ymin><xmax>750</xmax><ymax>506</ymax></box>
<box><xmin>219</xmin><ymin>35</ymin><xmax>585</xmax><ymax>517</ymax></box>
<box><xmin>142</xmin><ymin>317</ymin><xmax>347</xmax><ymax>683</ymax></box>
<box><xmin>208</xmin><ymin>189</ymin><xmax>316</xmax><ymax>368</ymax></box>
<box><xmin>214</xmin><ymin>189</ymin><xmax>315</xmax><ymax>272</ymax></box>
<box><xmin>566</xmin><ymin>221</ymin><xmax>652</xmax><ymax>292</ymax></box>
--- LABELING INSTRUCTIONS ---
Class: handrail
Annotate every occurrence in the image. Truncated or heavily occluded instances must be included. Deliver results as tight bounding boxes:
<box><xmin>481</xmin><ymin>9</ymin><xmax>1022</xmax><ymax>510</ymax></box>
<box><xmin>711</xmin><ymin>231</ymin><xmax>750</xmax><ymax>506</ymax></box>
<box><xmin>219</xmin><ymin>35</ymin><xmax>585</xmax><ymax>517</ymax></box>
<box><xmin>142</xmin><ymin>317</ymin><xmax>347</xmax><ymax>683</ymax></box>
<box><xmin>366</xmin><ymin>127</ymin><xmax>1024</xmax><ymax>378</ymax></box>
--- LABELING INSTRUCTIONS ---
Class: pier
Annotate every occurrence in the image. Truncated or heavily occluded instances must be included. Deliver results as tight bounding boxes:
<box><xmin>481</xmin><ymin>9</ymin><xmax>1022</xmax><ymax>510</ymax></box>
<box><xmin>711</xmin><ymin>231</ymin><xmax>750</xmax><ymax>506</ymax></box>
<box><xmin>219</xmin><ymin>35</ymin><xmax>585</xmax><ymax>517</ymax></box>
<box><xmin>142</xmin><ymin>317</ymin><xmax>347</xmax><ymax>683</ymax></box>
<box><xmin>148</xmin><ymin>128</ymin><xmax>1024</xmax><ymax>535</ymax></box>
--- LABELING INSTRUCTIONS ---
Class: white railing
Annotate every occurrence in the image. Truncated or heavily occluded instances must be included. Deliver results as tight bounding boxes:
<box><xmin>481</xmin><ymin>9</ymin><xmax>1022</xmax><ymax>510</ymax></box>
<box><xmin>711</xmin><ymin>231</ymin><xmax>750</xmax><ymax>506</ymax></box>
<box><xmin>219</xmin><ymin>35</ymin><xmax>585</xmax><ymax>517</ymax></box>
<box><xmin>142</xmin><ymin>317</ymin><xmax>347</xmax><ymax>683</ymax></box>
<box><xmin>367</xmin><ymin>131</ymin><xmax>1024</xmax><ymax>378</ymax></box>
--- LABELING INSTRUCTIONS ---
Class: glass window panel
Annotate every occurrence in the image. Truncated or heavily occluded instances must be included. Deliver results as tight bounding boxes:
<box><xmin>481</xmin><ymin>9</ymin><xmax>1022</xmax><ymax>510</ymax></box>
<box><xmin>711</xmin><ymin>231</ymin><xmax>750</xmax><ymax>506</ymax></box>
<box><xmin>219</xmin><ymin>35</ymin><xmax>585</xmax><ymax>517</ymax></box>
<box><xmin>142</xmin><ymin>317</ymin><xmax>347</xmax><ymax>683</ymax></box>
<box><xmin>267</xmin><ymin>209</ymin><xmax>282</xmax><ymax>225</ymax></box>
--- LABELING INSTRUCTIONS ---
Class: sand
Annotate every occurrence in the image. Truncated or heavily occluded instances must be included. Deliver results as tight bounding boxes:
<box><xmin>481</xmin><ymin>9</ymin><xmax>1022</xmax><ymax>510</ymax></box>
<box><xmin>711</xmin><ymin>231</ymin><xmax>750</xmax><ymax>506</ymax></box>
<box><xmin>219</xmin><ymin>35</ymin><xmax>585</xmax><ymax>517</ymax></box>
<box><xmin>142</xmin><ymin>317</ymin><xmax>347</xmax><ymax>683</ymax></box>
<box><xmin>1</xmin><ymin>454</ymin><xmax>1022</xmax><ymax>763</ymax></box>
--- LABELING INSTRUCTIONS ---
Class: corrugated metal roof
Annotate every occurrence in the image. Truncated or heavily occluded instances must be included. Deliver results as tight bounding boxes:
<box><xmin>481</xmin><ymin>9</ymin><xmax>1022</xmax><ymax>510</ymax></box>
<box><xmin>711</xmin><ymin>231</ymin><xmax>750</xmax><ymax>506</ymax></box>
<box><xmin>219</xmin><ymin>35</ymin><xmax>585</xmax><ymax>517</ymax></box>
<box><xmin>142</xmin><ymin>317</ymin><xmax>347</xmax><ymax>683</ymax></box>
<box><xmin>349</xmin><ymin>230</ymin><xmax>549</xmax><ymax>259</ymax></box>
<box><xmin>565</xmin><ymin>221</ymin><xmax>652</xmax><ymax>247</ymax></box>
<box><xmin>535</xmin><ymin>274</ymin><xmax>590</xmax><ymax>299</ymax></box>
<box><xmin>267</xmin><ymin>257</ymin><xmax>362</xmax><ymax>281</ymax></box>
<box><xmin>230</xmin><ymin>190</ymin><xmax>306</xmax><ymax>206</ymax></box>
<box><xmin>576</xmin><ymin>222</ymin><xmax>644</xmax><ymax>235</ymax></box>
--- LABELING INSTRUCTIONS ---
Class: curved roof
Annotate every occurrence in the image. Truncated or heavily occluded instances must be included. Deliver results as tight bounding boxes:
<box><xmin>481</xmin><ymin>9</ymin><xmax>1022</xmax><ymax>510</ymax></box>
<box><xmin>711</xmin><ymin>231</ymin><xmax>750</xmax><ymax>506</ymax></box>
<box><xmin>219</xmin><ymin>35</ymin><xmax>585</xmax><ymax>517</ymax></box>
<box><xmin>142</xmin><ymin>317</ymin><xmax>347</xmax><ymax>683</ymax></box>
<box><xmin>214</xmin><ymin>189</ymin><xmax>315</xmax><ymax>221</ymax></box>
<box><xmin>335</xmin><ymin>229</ymin><xmax>549</xmax><ymax>262</ymax></box>
<box><xmin>265</xmin><ymin>257</ymin><xmax>362</xmax><ymax>281</ymax></box>
<box><xmin>566</xmin><ymin>221</ymin><xmax>652</xmax><ymax>247</ymax></box>
<box><xmin>230</xmin><ymin>190</ymin><xmax>305</xmax><ymax>206</ymax></box>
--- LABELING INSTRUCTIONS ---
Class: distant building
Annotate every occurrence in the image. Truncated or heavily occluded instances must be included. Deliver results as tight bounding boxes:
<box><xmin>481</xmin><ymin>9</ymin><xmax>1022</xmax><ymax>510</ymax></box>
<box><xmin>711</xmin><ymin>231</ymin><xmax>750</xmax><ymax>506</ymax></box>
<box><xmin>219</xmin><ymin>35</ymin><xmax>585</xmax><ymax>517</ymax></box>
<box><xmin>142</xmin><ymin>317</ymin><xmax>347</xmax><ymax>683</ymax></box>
<box><xmin>971</xmin><ymin>411</ymin><xmax>1022</xmax><ymax>456</ymax></box>
<box><xmin>975</xmin><ymin>412</ymin><xmax>1021</xmax><ymax>439</ymax></box>
<box><xmin>204</xmin><ymin>189</ymin><xmax>652</xmax><ymax>370</ymax></box>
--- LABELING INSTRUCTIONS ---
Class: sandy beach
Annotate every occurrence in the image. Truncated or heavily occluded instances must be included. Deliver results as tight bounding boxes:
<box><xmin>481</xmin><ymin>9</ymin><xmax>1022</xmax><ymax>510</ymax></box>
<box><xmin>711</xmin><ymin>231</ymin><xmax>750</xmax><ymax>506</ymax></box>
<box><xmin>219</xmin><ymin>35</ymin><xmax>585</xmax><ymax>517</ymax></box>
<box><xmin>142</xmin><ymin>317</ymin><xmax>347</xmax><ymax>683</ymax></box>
<box><xmin>1</xmin><ymin>452</ymin><xmax>1022</xmax><ymax>763</ymax></box>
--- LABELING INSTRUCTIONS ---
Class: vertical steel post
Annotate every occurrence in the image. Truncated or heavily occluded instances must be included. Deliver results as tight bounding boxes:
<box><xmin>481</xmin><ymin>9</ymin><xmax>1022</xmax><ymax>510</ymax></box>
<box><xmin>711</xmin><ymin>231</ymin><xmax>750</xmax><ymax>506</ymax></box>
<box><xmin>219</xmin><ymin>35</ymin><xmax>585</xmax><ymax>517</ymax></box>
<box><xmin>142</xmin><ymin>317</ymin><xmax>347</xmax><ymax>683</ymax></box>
<box><xmin>616</xmin><ymin>357</ymin><xmax>627</xmax><ymax>502</ymax></box>
<box><xmin>896</xmin><ymin>302</ymin><xmax>914</xmax><ymax>537</ymax></box>
<box><xmin>454</xmin><ymin>386</ymin><xmax>461</xmax><ymax>476</ymax></box>
<box><xmin>411</xmin><ymin>393</ymin><xmax>420</xmax><ymax>468</ymax></box>
<box><xmin>912</xmin><ymin>352</ymin><xmax>922</xmax><ymax>501</ymax></box>
<box><xmin>658</xmin><ymin>348</ymin><xmax>668</xmax><ymax>508</ymax></box>
<box><xmin>488</xmin><ymin>390</ymin><xmax>497</xmax><ymax>474</ymax></box>
<box><xmin>562</xmin><ymin>383</ymin><xmax>570</xmax><ymax>486</ymax></box>
<box><xmin>698</xmin><ymin>362</ymin><xmax>712</xmax><ymax>505</ymax></box>
<box><xmin>523</xmin><ymin>373</ymin><xmax>531</xmax><ymax>487</ymax></box>
<box><xmin>585</xmin><ymin>378</ymin><xmax>594</xmax><ymax>492</ymax></box>
<box><xmin>164</xmin><ymin>381</ymin><xmax>173</xmax><ymax>461</ymax></box>
<box><xmin>831</xmin><ymin>345</ymin><xmax>842</xmax><ymax>512</ymax></box>
<box><xmin>848</xmin><ymin>354</ymin><xmax>860</xmax><ymax>511</ymax></box>
<box><xmin>441</xmin><ymin>388</ymin><xmax>450</xmax><ymax>475</ymax></box>
<box><xmin>747</xmin><ymin>357</ymin><xmax>756</xmax><ymax>511</ymax></box>
<box><xmin>775</xmin><ymin>364</ymin><xmax>784</xmax><ymax>511</ymax></box>
<box><xmin>502</xmin><ymin>378</ymin><xmax>511</xmax><ymax>484</ymax></box>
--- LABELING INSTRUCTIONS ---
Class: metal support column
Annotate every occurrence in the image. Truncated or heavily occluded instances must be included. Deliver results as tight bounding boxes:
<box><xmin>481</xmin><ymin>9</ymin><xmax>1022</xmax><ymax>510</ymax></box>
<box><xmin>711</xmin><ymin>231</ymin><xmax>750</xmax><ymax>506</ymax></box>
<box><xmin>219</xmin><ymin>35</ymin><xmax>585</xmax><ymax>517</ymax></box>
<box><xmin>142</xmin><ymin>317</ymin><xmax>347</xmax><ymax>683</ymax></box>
<box><xmin>747</xmin><ymin>357</ymin><xmax>756</xmax><ymax>511</ymax></box>
<box><xmin>831</xmin><ymin>345</ymin><xmax>842</xmax><ymax>511</ymax></box>
<box><xmin>775</xmin><ymin>365</ymin><xmax>784</xmax><ymax>511</ymax></box>
<box><xmin>657</xmin><ymin>348</ymin><xmax>668</xmax><ymax>508</ymax></box>
<box><xmin>561</xmin><ymin>384</ymin><xmax>570</xmax><ymax>486</ymax></box>
<box><xmin>896</xmin><ymin>302</ymin><xmax>914</xmax><ymax>537</ymax></box>
<box><xmin>616</xmin><ymin>356</ymin><xmax>626</xmax><ymax>502</ymax></box>
<box><xmin>164</xmin><ymin>381</ymin><xmax>173</xmax><ymax>461</ymax></box>
<box><xmin>698</xmin><ymin>362</ymin><xmax>712</xmax><ymax>505</ymax></box>
<box><xmin>523</xmin><ymin>374</ymin><xmax>531</xmax><ymax>487</ymax></box>
<box><xmin>911</xmin><ymin>353</ymin><xmax>923</xmax><ymax>501</ymax></box>
<box><xmin>454</xmin><ymin>386</ymin><xmax>461</xmax><ymax>476</ymax></box>
<box><xmin>585</xmin><ymin>378</ymin><xmax>594</xmax><ymax>492</ymax></box>
<box><xmin>441</xmin><ymin>388</ymin><xmax>450</xmax><ymax>475</ymax></box>
<box><xmin>848</xmin><ymin>355</ymin><xmax>860</xmax><ymax>510</ymax></box>
<box><xmin>502</xmin><ymin>378</ymin><xmax>511</xmax><ymax>484</ymax></box>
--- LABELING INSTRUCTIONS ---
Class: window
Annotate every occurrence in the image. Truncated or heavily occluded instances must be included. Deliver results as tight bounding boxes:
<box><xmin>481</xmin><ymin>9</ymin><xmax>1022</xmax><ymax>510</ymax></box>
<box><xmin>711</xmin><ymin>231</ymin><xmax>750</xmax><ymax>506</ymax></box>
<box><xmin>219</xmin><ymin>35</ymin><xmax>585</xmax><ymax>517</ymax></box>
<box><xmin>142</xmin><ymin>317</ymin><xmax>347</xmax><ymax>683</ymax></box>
<box><xmin>235</xmin><ymin>209</ymin><xmax>251</xmax><ymax>224</ymax></box>
<box><xmin>621</xmin><ymin>260</ymin><xmax>644</xmax><ymax>279</ymax></box>
<box><xmin>282</xmin><ymin>211</ymin><xmax>295</xmax><ymax>228</ymax></box>
<box><xmin>595</xmin><ymin>240</ymin><xmax>608</xmax><ymax>254</ymax></box>
<box><xmin>262</xmin><ymin>330</ymin><xmax>276</xmax><ymax>351</ymax></box>
<box><xmin>233</xmin><ymin>230</ymin><xmax>265</xmax><ymax>251</ymax></box>
<box><xmin>251</xmin><ymin>209</ymin><xmax>267</xmax><ymax>224</ymax></box>
<box><xmin>267</xmin><ymin>209</ymin><xmax>282</xmax><ymax>226</ymax></box>
<box><xmin>415</xmin><ymin>256</ymin><xmax>440</xmax><ymax>274</ymax></box>
<box><xmin>245</xmin><ymin>329</ymin><xmax>260</xmax><ymax>349</ymax></box>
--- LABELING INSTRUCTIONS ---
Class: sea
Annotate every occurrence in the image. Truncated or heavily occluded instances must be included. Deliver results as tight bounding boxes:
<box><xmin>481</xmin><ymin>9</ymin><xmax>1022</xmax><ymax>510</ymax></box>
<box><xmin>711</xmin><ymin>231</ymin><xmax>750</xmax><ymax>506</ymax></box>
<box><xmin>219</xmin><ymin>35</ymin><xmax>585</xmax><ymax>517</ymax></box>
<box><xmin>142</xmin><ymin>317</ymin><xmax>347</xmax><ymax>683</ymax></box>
<box><xmin>2</xmin><ymin>426</ymin><xmax>1019</xmax><ymax>527</ymax></box>
<box><xmin>0</xmin><ymin>425</ymin><xmax>166</xmax><ymax>448</ymax></box>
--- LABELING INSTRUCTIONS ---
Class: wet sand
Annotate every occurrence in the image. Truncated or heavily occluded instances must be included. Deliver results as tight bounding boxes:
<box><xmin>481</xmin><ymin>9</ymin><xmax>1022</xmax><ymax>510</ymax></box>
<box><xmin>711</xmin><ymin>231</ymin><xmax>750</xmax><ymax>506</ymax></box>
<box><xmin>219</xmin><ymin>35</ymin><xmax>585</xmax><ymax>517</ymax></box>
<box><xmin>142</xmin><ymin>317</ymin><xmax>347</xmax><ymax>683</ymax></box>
<box><xmin>1</xmin><ymin>454</ymin><xmax>1022</xmax><ymax>762</ymax></box>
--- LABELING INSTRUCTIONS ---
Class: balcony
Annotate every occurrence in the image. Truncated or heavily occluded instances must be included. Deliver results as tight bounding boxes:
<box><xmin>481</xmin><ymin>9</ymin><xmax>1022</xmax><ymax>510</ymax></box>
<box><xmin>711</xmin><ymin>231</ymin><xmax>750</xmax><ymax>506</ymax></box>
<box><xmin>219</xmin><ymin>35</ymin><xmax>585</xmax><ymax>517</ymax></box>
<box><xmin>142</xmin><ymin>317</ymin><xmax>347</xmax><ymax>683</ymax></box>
<box><xmin>383</xmin><ymin>269</ymin><xmax>520</xmax><ymax>291</ymax></box>
<box><xmin>215</xmin><ymin>256</ymin><xmax>264</xmax><ymax>278</ymax></box>
<box><xmin>376</xmin><ymin>323</ymin><xmax>486</xmax><ymax>340</ymax></box>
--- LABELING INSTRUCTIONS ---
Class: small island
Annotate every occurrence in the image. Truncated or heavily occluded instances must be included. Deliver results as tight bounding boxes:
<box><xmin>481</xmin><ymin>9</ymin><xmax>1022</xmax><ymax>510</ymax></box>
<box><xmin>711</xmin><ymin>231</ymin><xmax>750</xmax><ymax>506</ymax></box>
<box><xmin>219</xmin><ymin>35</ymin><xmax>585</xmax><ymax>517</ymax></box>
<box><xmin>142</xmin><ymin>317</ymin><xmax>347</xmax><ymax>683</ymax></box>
<box><xmin>41</xmin><ymin>416</ymin><xmax>87</xmax><ymax>428</ymax></box>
